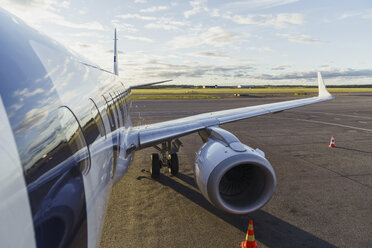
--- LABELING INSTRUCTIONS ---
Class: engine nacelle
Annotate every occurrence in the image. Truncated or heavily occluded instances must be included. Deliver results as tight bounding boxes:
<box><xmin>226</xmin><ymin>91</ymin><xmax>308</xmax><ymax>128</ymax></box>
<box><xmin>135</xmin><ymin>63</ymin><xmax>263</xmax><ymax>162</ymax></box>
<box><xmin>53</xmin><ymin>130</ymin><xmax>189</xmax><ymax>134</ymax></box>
<box><xmin>194</xmin><ymin>127</ymin><xmax>276</xmax><ymax>214</ymax></box>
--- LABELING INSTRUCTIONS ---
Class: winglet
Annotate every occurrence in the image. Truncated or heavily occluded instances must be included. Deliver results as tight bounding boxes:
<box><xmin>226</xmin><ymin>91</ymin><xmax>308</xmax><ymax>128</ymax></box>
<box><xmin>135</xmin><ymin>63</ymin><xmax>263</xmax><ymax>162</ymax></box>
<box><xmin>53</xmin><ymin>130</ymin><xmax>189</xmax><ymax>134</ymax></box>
<box><xmin>114</xmin><ymin>28</ymin><xmax>118</xmax><ymax>76</ymax></box>
<box><xmin>317</xmin><ymin>72</ymin><xmax>332</xmax><ymax>98</ymax></box>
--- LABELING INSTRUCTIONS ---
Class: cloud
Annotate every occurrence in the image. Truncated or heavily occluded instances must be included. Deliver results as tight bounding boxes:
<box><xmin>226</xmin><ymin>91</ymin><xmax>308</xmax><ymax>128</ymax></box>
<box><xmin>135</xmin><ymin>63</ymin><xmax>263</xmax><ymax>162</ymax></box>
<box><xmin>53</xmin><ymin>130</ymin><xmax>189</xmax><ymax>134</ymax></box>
<box><xmin>188</xmin><ymin>50</ymin><xmax>229</xmax><ymax>58</ymax></box>
<box><xmin>15</xmin><ymin>106</ymin><xmax>49</xmax><ymax>134</ymax></box>
<box><xmin>184</xmin><ymin>0</ymin><xmax>208</xmax><ymax>18</ymax></box>
<box><xmin>139</xmin><ymin>62</ymin><xmax>255</xmax><ymax>79</ymax></box>
<box><xmin>106</xmin><ymin>49</ymin><xmax>125</xmax><ymax>54</ymax></box>
<box><xmin>169</xmin><ymin>26</ymin><xmax>244</xmax><ymax>48</ymax></box>
<box><xmin>117</xmin><ymin>13</ymin><xmax>156</xmax><ymax>21</ymax></box>
<box><xmin>272</xmin><ymin>64</ymin><xmax>293</xmax><ymax>70</ymax></box>
<box><xmin>276</xmin><ymin>33</ymin><xmax>326</xmax><ymax>44</ymax></box>
<box><xmin>323</xmin><ymin>10</ymin><xmax>372</xmax><ymax>23</ymax></box>
<box><xmin>247</xmin><ymin>46</ymin><xmax>273</xmax><ymax>52</ymax></box>
<box><xmin>10</xmin><ymin>103</ymin><xmax>23</xmax><ymax>111</ymax></box>
<box><xmin>13</xmin><ymin>88</ymin><xmax>44</xmax><ymax>98</ymax></box>
<box><xmin>201</xmin><ymin>26</ymin><xmax>240</xmax><ymax>46</ymax></box>
<box><xmin>145</xmin><ymin>18</ymin><xmax>187</xmax><ymax>30</ymax></box>
<box><xmin>140</xmin><ymin>6</ymin><xmax>168</xmax><ymax>13</ymax></box>
<box><xmin>69</xmin><ymin>31</ymin><xmax>104</xmax><ymax>38</ymax></box>
<box><xmin>223</xmin><ymin>13</ymin><xmax>304</xmax><ymax>28</ymax></box>
<box><xmin>56</xmin><ymin>20</ymin><xmax>104</xmax><ymax>30</ymax></box>
<box><xmin>134</xmin><ymin>0</ymin><xmax>147</xmax><ymax>3</ymax></box>
<box><xmin>223</xmin><ymin>0</ymin><xmax>299</xmax><ymax>11</ymax></box>
<box><xmin>254</xmin><ymin>68</ymin><xmax>372</xmax><ymax>80</ymax></box>
<box><xmin>362</xmin><ymin>10</ymin><xmax>372</xmax><ymax>19</ymax></box>
<box><xmin>169</xmin><ymin>35</ymin><xmax>199</xmax><ymax>49</ymax></box>
<box><xmin>112</xmin><ymin>20</ymin><xmax>138</xmax><ymax>33</ymax></box>
<box><xmin>124</xmin><ymin>35</ymin><xmax>153</xmax><ymax>43</ymax></box>
<box><xmin>210</xmin><ymin>8</ymin><xmax>220</xmax><ymax>17</ymax></box>
<box><xmin>201</xmin><ymin>27</ymin><xmax>236</xmax><ymax>46</ymax></box>
<box><xmin>1</xmin><ymin>0</ymin><xmax>104</xmax><ymax>30</ymax></box>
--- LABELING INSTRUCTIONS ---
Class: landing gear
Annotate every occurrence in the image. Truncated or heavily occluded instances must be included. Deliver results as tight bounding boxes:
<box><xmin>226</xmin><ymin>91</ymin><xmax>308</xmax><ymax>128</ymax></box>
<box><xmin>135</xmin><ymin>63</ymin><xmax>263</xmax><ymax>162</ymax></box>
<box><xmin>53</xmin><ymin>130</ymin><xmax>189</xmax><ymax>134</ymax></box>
<box><xmin>168</xmin><ymin>153</ymin><xmax>179</xmax><ymax>175</ymax></box>
<box><xmin>151</xmin><ymin>139</ymin><xmax>182</xmax><ymax>178</ymax></box>
<box><xmin>150</xmin><ymin>153</ymin><xmax>160</xmax><ymax>178</ymax></box>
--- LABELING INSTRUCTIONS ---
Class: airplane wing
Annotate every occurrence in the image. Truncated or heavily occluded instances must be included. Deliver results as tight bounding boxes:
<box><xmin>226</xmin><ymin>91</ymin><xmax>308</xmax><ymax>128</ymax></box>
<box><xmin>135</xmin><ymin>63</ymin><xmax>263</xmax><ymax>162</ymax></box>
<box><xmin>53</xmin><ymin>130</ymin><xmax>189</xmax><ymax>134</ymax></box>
<box><xmin>127</xmin><ymin>72</ymin><xmax>333</xmax><ymax>151</ymax></box>
<box><xmin>129</xmin><ymin>79</ymin><xmax>172</xmax><ymax>89</ymax></box>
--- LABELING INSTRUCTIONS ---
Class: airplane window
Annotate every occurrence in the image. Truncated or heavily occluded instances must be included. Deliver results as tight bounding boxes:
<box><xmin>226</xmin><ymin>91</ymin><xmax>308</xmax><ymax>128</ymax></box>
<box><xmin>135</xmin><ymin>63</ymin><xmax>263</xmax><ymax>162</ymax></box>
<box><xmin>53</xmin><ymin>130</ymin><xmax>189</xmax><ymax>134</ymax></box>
<box><xmin>58</xmin><ymin>106</ymin><xmax>90</xmax><ymax>174</ymax></box>
<box><xmin>109</xmin><ymin>93</ymin><xmax>123</xmax><ymax>127</ymax></box>
<box><xmin>75</xmin><ymin>99</ymin><xmax>102</xmax><ymax>147</ymax></box>
<box><xmin>102</xmin><ymin>95</ymin><xmax>116</xmax><ymax>131</ymax></box>
<box><xmin>89</xmin><ymin>98</ymin><xmax>106</xmax><ymax>138</ymax></box>
<box><xmin>115</xmin><ymin>91</ymin><xmax>126</xmax><ymax>126</ymax></box>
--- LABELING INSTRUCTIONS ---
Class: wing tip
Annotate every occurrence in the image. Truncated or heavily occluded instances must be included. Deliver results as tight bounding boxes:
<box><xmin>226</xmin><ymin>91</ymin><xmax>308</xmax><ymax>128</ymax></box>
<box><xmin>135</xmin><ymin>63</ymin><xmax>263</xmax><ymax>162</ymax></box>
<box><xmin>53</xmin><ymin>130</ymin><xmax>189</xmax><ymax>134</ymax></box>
<box><xmin>317</xmin><ymin>72</ymin><xmax>333</xmax><ymax>99</ymax></box>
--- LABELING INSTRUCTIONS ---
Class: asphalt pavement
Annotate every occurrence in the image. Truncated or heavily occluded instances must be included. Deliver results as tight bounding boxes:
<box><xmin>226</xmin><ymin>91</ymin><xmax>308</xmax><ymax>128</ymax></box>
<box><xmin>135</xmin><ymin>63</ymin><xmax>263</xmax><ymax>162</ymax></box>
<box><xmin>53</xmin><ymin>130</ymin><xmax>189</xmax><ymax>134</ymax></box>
<box><xmin>100</xmin><ymin>93</ymin><xmax>372</xmax><ymax>248</ymax></box>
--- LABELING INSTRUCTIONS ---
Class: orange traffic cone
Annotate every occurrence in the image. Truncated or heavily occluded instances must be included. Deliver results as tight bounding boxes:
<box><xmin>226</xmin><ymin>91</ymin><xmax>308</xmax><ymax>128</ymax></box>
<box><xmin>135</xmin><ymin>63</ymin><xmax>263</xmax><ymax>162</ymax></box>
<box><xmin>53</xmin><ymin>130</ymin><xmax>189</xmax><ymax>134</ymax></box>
<box><xmin>329</xmin><ymin>136</ymin><xmax>335</xmax><ymax>148</ymax></box>
<box><xmin>240</xmin><ymin>220</ymin><xmax>258</xmax><ymax>248</ymax></box>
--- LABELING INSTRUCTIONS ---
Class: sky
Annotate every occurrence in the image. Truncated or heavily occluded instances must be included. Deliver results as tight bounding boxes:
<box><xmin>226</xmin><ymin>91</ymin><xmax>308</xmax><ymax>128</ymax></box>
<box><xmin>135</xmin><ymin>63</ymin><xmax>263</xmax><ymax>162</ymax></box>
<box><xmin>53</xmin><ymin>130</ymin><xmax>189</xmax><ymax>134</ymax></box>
<box><xmin>1</xmin><ymin>0</ymin><xmax>372</xmax><ymax>86</ymax></box>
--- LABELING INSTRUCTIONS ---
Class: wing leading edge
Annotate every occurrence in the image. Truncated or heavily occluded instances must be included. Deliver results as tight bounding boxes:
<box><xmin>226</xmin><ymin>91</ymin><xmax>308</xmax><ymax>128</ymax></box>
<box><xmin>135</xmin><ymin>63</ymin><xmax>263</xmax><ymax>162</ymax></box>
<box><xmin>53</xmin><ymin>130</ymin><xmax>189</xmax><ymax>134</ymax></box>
<box><xmin>127</xmin><ymin>73</ymin><xmax>333</xmax><ymax>151</ymax></box>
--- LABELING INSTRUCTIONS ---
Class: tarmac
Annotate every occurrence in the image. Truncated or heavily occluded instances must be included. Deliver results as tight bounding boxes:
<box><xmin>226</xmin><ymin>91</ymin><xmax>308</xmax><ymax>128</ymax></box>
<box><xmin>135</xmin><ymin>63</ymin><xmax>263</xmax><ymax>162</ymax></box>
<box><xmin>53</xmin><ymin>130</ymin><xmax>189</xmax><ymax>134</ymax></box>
<box><xmin>100</xmin><ymin>93</ymin><xmax>372</xmax><ymax>248</ymax></box>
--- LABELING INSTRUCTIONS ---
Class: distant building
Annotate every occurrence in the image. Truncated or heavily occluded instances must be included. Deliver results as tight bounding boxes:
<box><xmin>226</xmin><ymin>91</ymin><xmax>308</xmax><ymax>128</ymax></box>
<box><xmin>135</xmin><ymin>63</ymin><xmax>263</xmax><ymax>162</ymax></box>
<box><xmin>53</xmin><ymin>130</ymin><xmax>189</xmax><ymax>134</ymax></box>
<box><xmin>237</xmin><ymin>85</ymin><xmax>254</xmax><ymax>89</ymax></box>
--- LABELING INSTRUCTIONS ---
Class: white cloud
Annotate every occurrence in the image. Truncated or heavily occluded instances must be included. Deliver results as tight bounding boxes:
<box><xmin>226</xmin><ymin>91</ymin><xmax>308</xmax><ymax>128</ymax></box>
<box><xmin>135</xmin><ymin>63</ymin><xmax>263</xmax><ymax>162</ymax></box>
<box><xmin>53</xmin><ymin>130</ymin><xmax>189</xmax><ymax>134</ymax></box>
<box><xmin>247</xmin><ymin>46</ymin><xmax>273</xmax><ymax>52</ymax></box>
<box><xmin>15</xmin><ymin>106</ymin><xmax>49</xmax><ymax>134</ymax></box>
<box><xmin>184</xmin><ymin>0</ymin><xmax>208</xmax><ymax>18</ymax></box>
<box><xmin>118</xmin><ymin>13</ymin><xmax>156</xmax><ymax>21</ymax></box>
<box><xmin>201</xmin><ymin>26</ymin><xmax>240</xmax><ymax>47</ymax></box>
<box><xmin>272</xmin><ymin>64</ymin><xmax>293</xmax><ymax>70</ymax></box>
<box><xmin>223</xmin><ymin>0</ymin><xmax>299</xmax><ymax>11</ymax></box>
<box><xmin>362</xmin><ymin>10</ymin><xmax>372</xmax><ymax>19</ymax></box>
<box><xmin>13</xmin><ymin>88</ymin><xmax>44</xmax><ymax>98</ymax></box>
<box><xmin>223</xmin><ymin>13</ymin><xmax>304</xmax><ymax>28</ymax></box>
<box><xmin>70</xmin><ymin>31</ymin><xmax>105</xmax><ymax>38</ymax></box>
<box><xmin>276</xmin><ymin>33</ymin><xmax>326</xmax><ymax>44</ymax></box>
<box><xmin>112</xmin><ymin>20</ymin><xmax>138</xmax><ymax>33</ymax></box>
<box><xmin>188</xmin><ymin>50</ymin><xmax>228</xmax><ymax>58</ymax></box>
<box><xmin>169</xmin><ymin>35</ymin><xmax>200</xmax><ymax>49</ymax></box>
<box><xmin>10</xmin><ymin>103</ymin><xmax>23</xmax><ymax>111</ymax></box>
<box><xmin>145</xmin><ymin>18</ymin><xmax>187</xmax><ymax>30</ymax></box>
<box><xmin>254</xmin><ymin>67</ymin><xmax>372</xmax><ymax>80</ymax></box>
<box><xmin>124</xmin><ymin>35</ymin><xmax>153</xmax><ymax>43</ymax></box>
<box><xmin>56</xmin><ymin>20</ymin><xmax>104</xmax><ymax>30</ymax></box>
<box><xmin>59</xmin><ymin>1</ymin><xmax>70</xmax><ymax>9</ymax></box>
<box><xmin>170</xmin><ymin>26</ymin><xmax>242</xmax><ymax>48</ymax></box>
<box><xmin>1</xmin><ymin>0</ymin><xmax>104</xmax><ymax>30</ymax></box>
<box><xmin>211</xmin><ymin>8</ymin><xmax>220</xmax><ymax>17</ymax></box>
<box><xmin>134</xmin><ymin>0</ymin><xmax>147</xmax><ymax>3</ymax></box>
<box><xmin>140</xmin><ymin>6</ymin><xmax>168</xmax><ymax>13</ymax></box>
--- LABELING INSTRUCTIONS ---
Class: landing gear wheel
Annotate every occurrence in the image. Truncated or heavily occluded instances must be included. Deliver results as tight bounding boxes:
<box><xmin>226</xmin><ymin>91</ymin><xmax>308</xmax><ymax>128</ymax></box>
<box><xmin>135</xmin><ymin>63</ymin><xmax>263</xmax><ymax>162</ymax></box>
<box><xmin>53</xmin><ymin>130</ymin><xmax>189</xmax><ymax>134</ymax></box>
<box><xmin>150</xmin><ymin>153</ymin><xmax>160</xmax><ymax>178</ymax></box>
<box><xmin>168</xmin><ymin>153</ymin><xmax>179</xmax><ymax>176</ymax></box>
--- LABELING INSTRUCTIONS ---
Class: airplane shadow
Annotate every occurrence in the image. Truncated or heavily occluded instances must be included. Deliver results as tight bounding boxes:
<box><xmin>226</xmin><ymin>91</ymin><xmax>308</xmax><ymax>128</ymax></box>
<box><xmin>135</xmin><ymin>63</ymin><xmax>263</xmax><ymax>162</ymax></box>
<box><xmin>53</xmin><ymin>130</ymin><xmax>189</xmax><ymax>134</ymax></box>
<box><xmin>154</xmin><ymin>172</ymin><xmax>337</xmax><ymax>248</ymax></box>
<box><xmin>335</xmin><ymin>146</ymin><xmax>372</xmax><ymax>154</ymax></box>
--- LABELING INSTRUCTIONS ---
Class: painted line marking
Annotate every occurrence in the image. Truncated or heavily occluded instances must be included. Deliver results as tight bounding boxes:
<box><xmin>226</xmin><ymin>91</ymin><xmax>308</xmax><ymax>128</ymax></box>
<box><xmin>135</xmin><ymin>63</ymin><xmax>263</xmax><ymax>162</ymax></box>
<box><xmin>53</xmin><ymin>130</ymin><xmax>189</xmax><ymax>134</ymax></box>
<box><xmin>264</xmin><ymin>116</ymin><xmax>372</xmax><ymax>132</ymax></box>
<box><xmin>289</xmin><ymin>110</ymin><xmax>372</xmax><ymax>120</ymax></box>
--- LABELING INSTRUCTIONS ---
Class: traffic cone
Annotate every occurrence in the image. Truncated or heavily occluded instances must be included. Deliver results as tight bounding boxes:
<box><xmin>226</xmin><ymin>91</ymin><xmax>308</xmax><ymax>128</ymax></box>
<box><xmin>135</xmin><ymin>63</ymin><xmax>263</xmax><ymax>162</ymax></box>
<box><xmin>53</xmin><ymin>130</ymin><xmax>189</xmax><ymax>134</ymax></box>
<box><xmin>241</xmin><ymin>220</ymin><xmax>258</xmax><ymax>248</ymax></box>
<box><xmin>329</xmin><ymin>136</ymin><xmax>335</xmax><ymax>148</ymax></box>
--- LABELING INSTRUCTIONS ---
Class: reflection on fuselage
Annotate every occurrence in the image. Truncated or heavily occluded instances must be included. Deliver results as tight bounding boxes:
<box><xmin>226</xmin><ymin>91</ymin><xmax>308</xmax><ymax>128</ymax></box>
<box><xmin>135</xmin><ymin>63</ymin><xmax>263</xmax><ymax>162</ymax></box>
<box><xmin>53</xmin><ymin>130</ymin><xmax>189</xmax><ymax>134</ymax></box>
<box><xmin>0</xmin><ymin>10</ymin><xmax>134</xmax><ymax>248</ymax></box>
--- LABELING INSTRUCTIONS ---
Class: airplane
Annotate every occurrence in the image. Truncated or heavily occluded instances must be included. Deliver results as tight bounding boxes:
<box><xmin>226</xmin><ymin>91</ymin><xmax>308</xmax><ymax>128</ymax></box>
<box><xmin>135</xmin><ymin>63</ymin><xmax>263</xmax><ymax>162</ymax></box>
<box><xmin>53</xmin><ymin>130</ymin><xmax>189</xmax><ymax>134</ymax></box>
<box><xmin>0</xmin><ymin>8</ymin><xmax>333</xmax><ymax>248</ymax></box>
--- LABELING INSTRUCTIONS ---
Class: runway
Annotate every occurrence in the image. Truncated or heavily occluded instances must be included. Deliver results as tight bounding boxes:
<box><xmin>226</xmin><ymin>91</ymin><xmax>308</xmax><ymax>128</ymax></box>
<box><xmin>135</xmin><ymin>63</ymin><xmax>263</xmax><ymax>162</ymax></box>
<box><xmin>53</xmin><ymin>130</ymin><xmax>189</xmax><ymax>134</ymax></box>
<box><xmin>100</xmin><ymin>93</ymin><xmax>372</xmax><ymax>248</ymax></box>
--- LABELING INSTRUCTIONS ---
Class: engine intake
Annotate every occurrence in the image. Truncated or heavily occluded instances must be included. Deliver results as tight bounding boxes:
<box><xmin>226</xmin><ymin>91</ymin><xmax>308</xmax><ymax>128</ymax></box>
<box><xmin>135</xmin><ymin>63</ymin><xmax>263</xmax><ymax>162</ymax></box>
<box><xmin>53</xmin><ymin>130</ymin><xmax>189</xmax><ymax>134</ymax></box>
<box><xmin>194</xmin><ymin>127</ymin><xmax>276</xmax><ymax>214</ymax></box>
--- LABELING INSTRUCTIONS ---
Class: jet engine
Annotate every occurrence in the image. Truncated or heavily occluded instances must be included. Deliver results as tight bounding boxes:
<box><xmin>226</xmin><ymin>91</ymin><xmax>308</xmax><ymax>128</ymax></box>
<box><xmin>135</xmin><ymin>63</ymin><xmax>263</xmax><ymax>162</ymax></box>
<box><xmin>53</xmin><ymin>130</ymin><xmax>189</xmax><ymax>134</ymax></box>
<box><xmin>194</xmin><ymin>127</ymin><xmax>276</xmax><ymax>214</ymax></box>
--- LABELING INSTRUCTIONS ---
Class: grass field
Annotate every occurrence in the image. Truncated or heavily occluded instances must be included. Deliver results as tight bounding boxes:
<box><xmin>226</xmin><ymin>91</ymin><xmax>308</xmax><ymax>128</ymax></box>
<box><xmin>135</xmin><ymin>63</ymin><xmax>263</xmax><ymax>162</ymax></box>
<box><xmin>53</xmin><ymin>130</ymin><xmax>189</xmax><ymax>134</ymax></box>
<box><xmin>131</xmin><ymin>94</ymin><xmax>220</xmax><ymax>100</ymax></box>
<box><xmin>132</xmin><ymin>87</ymin><xmax>372</xmax><ymax>95</ymax></box>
